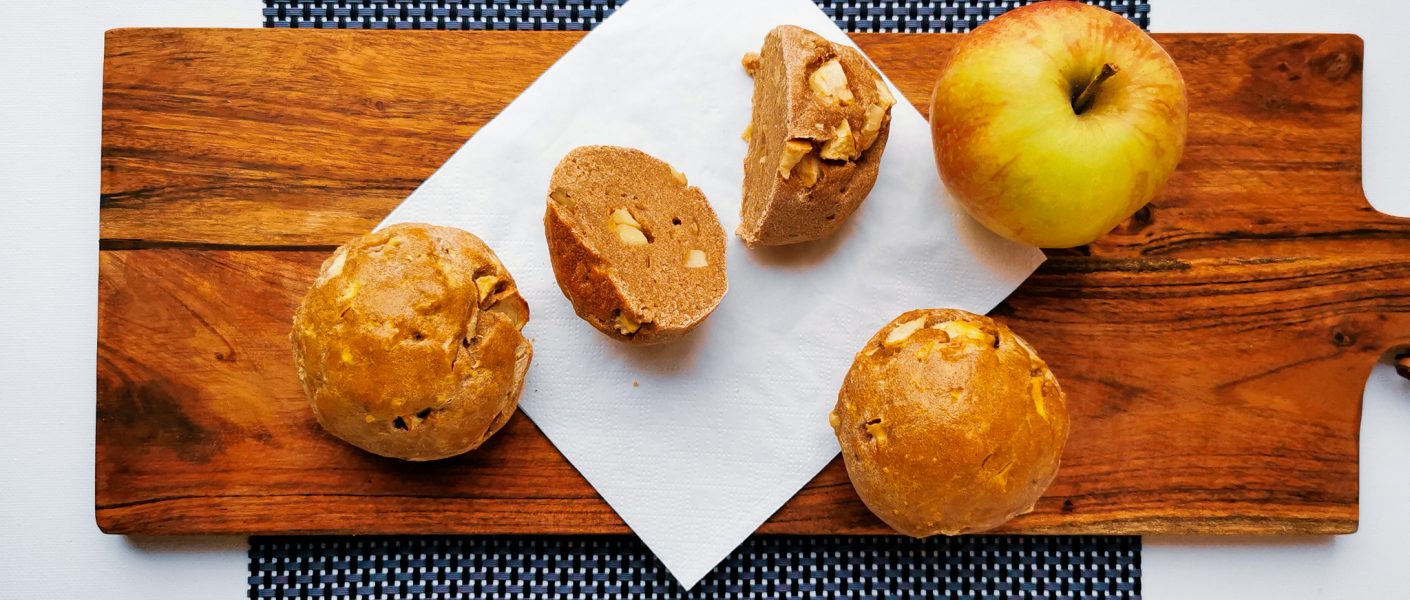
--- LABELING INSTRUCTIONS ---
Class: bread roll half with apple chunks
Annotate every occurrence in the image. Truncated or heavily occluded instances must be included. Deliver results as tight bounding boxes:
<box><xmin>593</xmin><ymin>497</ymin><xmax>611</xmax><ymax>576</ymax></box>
<box><xmin>545</xmin><ymin>146</ymin><xmax>728</xmax><ymax>345</ymax></box>
<box><xmin>739</xmin><ymin>25</ymin><xmax>896</xmax><ymax>246</ymax></box>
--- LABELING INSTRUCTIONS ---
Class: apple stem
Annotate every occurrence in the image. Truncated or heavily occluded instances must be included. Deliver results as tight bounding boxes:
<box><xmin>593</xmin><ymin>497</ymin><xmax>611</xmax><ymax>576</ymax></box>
<box><xmin>1072</xmin><ymin>63</ymin><xmax>1120</xmax><ymax>115</ymax></box>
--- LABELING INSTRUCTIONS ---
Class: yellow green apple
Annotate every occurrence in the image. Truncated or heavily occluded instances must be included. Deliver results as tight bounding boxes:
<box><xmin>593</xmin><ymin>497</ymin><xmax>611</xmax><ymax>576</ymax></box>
<box><xmin>930</xmin><ymin>0</ymin><xmax>1188</xmax><ymax>248</ymax></box>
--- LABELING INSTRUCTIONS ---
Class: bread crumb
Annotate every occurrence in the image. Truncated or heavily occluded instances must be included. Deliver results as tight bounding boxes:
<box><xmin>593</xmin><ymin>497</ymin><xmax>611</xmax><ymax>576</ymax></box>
<box><xmin>632</xmin><ymin>380</ymin><xmax>640</xmax><ymax>388</ymax></box>
<box><xmin>741</xmin><ymin>52</ymin><xmax>760</xmax><ymax>76</ymax></box>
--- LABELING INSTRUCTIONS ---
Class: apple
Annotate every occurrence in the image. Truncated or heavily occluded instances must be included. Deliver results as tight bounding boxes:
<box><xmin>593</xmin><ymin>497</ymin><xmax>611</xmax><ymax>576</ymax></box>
<box><xmin>930</xmin><ymin>0</ymin><xmax>1187</xmax><ymax>248</ymax></box>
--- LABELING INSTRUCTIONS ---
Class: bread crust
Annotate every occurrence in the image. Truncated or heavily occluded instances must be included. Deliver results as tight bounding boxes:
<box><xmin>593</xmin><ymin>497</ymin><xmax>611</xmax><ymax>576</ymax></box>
<box><xmin>739</xmin><ymin>25</ymin><xmax>895</xmax><ymax>246</ymax></box>
<box><xmin>544</xmin><ymin>146</ymin><xmax>728</xmax><ymax>345</ymax></box>
<box><xmin>290</xmin><ymin>223</ymin><xmax>532</xmax><ymax>461</ymax></box>
<box><xmin>831</xmin><ymin>309</ymin><xmax>1069</xmax><ymax>536</ymax></box>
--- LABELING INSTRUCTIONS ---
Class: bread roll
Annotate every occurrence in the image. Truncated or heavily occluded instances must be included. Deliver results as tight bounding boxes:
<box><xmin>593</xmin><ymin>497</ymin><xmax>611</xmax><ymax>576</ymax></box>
<box><xmin>291</xmin><ymin>223</ymin><xmax>531</xmax><ymax>461</ymax></box>
<box><xmin>738</xmin><ymin>25</ymin><xmax>895</xmax><ymax>246</ymax></box>
<box><xmin>831</xmin><ymin>309</ymin><xmax>1068</xmax><ymax>536</ymax></box>
<box><xmin>544</xmin><ymin>145</ymin><xmax>728</xmax><ymax>344</ymax></box>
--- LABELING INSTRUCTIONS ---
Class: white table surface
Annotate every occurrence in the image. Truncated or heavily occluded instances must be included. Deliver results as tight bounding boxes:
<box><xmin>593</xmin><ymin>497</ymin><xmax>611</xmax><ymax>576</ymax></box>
<box><xmin>0</xmin><ymin>1</ymin><xmax>1405</xmax><ymax>597</ymax></box>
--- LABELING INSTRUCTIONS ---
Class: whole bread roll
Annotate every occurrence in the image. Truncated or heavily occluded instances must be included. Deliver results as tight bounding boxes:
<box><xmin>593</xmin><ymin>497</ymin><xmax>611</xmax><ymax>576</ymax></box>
<box><xmin>830</xmin><ymin>309</ymin><xmax>1068</xmax><ymax>536</ymax></box>
<box><xmin>544</xmin><ymin>145</ymin><xmax>728</xmax><ymax>345</ymax></box>
<box><xmin>738</xmin><ymin>25</ymin><xmax>895</xmax><ymax>246</ymax></box>
<box><xmin>291</xmin><ymin>223</ymin><xmax>532</xmax><ymax>461</ymax></box>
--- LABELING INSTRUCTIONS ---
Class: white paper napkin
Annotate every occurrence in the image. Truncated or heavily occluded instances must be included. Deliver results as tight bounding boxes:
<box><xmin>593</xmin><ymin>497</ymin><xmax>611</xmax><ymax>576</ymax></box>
<box><xmin>379</xmin><ymin>0</ymin><xmax>1044</xmax><ymax>587</ymax></box>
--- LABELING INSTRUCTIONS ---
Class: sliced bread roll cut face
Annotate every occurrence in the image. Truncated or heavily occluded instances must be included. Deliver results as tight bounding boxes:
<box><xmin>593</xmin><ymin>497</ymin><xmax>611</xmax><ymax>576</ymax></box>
<box><xmin>739</xmin><ymin>25</ymin><xmax>896</xmax><ymax>246</ymax></box>
<box><xmin>544</xmin><ymin>145</ymin><xmax>728</xmax><ymax>345</ymax></box>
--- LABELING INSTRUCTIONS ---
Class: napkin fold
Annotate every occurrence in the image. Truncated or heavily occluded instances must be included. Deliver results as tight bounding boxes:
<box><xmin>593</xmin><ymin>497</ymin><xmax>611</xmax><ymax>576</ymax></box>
<box><xmin>379</xmin><ymin>0</ymin><xmax>1044</xmax><ymax>587</ymax></box>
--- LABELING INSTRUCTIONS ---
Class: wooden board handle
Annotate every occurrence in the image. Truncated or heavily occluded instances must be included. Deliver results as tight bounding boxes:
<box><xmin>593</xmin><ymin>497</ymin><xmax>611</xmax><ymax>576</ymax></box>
<box><xmin>1396</xmin><ymin>350</ymin><xmax>1410</xmax><ymax>381</ymax></box>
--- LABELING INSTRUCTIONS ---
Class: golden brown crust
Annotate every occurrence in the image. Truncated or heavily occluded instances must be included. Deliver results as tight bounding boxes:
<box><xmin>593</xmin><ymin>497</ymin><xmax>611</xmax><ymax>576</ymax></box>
<box><xmin>739</xmin><ymin>25</ymin><xmax>895</xmax><ymax>246</ymax></box>
<box><xmin>544</xmin><ymin>145</ymin><xmax>728</xmax><ymax>345</ymax></box>
<box><xmin>831</xmin><ymin>309</ymin><xmax>1069</xmax><ymax>536</ymax></box>
<box><xmin>290</xmin><ymin>223</ymin><xmax>532</xmax><ymax>461</ymax></box>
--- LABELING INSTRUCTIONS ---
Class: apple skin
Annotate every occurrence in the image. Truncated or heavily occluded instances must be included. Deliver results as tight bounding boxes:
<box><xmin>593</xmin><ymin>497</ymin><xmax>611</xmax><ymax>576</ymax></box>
<box><xmin>930</xmin><ymin>1</ymin><xmax>1187</xmax><ymax>248</ymax></box>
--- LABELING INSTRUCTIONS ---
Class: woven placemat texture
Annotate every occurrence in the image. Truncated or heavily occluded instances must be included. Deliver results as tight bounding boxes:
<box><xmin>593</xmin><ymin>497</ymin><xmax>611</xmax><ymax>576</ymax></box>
<box><xmin>262</xmin><ymin>0</ymin><xmax>1150</xmax><ymax>31</ymax></box>
<box><xmin>250</xmin><ymin>535</ymin><xmax>1140</xmax><ymax>599</ymax></box>
<box><xmin>253</xmin><ymin>1</ymin><xmax>1148</xmax><ymax>598</ymax></box>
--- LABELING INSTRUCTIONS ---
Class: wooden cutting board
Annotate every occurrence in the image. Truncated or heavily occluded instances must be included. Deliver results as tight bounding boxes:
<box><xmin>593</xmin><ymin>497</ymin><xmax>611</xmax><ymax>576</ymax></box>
<box><xmin>97</xmin><ymin>29</ymin><xmax>1409</xmax><ymax>536</ymax></box>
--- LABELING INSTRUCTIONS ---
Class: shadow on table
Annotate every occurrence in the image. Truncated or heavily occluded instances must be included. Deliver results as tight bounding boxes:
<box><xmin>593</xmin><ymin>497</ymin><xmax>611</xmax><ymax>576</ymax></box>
<box><xmin>1144</xmin><ymin>535</ymin><xmax>1334</xmax><ymax>549</ymax></box>
<box><xmin>124</xmin><ymin>536</ymin><xmax>246</xmax><ymax>554</ymax></box>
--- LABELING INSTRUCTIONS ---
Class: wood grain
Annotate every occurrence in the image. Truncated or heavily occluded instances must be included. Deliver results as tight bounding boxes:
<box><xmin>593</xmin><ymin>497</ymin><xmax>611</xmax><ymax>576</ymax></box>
<box><xmin>97</xmin><ymin>29</ymin><xmax>1410</xmax><ymax>536</ymax></box>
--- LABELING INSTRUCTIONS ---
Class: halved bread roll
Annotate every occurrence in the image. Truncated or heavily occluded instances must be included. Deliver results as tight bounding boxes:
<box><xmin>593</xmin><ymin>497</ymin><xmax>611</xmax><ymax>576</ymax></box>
<box><xmin>544</xmin><ymin>145</ymin><xmax>728</xmax><ymax>344</ymax></box>
<box><xmin>739</xmin><ymin>25</ymin><xmax>896</xmax><ymax>246</ymax></box>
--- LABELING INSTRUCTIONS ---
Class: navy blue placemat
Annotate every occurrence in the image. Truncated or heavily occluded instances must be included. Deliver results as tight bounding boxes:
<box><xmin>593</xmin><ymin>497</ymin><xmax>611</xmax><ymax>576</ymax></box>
<box><xmin>253</xmin><ymin>1</ymin><xmax>1149</xmax><ymax>598</ymax></box>
<box><xmin>262</xmin><ymin>1</ymin><xmax>1150</xmax><ymax>32</ymax></box>
<box><xmin>250</xmin><ymin>535</ymin><xmax>1140</xmax><ymax>599</ymax></box>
